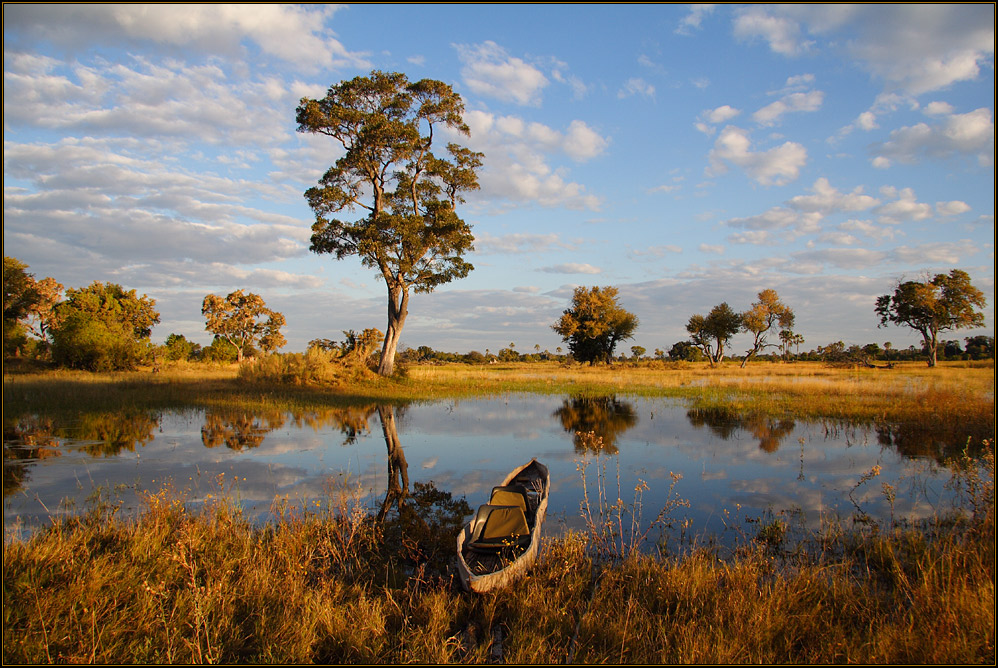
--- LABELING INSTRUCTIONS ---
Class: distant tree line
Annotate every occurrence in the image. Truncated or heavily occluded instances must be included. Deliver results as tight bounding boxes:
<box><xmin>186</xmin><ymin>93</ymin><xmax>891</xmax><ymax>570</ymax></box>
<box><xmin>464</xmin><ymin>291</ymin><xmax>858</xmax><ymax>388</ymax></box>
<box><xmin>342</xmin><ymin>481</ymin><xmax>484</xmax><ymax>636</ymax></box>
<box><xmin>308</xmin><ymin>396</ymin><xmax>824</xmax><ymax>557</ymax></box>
<box><xmin>5</xmin><ymin>256</ymin><xmax>992</xmax><ymax>371</ymax></box>
<box><xmin>4</xmin><ymin>257</ymin><xmax>287</xmax><ymax>371</ymax></box>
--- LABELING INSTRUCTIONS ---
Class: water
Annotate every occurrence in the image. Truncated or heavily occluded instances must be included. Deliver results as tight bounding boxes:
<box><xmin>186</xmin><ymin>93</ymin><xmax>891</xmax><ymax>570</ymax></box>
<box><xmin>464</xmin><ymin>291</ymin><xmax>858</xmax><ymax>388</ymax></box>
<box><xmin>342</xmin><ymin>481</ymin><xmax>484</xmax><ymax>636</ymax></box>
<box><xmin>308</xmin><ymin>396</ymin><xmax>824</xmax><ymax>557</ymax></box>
<box><xmin>3</xmin><ymin>395</ymin><xmax>971</xmax><ymax>545</ymax></box>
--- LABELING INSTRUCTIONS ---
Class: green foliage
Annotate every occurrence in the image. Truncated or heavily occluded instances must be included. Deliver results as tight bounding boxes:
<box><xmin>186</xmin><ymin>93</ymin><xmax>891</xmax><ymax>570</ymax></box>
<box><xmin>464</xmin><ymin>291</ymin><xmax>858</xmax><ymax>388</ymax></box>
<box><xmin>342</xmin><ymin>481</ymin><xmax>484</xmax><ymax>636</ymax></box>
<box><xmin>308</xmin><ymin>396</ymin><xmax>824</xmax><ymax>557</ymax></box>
<box><xmin>201</xmin><ymin>336</ymin><xmax>241</xmax><ymax>363</ymax></box>
<box><xmin>553</xmin><ymin>286</ymin><xmax>639</xmax><ymax>365</ymax></box>
<box><xmin>3</xmin><ymin>256</ymin><xmax>63</xmax><ymax>359</ymax></box>
<box><xmin>668</xmin><ymin>340</ymin><xmax>704</xmax><ymax>362</ymax></box>
<box><xmin>164</xmin><ymin>333</ymin><xmax>201</xmax><ymax>362</ymax></box>
<box><xmin>876</xmin><ymin>269</ymin><xmax>987</xmax><ymax>367</ymax></box>
<box><xmin>202</xmin><ymin>290</ymin><xmax>286</xmax><ymax>362</ymax></box>
<box><xmin>686</xmin><ymin>302</ymin><xmax>742</xmax><ymax>366</ymax></box>
<box><xmin>50</xmin><ymin>309</ymin><xmax>150</xmax><ymax>371</ymax></box>
<box><xmin>298</xmin><ymin>70</ymin><xmax>482</xmax><ymax>376</ymax></box>
<box><xmin>47</xmin><ymin>283</ymin><xmax>159</xmax><ymax>371</ymax></box>
<box><xmin>964</xmin><ymin>336</ymin><xmax>995</xmax><ymax>360</ymax></box>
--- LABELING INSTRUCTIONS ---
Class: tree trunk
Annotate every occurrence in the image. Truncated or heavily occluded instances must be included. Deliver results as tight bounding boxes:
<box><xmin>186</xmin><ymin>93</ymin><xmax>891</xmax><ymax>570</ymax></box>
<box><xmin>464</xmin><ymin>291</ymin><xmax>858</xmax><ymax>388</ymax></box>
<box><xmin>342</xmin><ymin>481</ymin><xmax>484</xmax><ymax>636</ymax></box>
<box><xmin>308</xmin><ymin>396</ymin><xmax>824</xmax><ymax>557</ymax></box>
<box><xmin>377</xmin><ymin>284</ymin><xmax>409</xmax><ymax>376</ymax></box>
<box><xmin>924</xmin><ymin>329</ymin><xmax>938</xmax><ymax>367</ymax></box>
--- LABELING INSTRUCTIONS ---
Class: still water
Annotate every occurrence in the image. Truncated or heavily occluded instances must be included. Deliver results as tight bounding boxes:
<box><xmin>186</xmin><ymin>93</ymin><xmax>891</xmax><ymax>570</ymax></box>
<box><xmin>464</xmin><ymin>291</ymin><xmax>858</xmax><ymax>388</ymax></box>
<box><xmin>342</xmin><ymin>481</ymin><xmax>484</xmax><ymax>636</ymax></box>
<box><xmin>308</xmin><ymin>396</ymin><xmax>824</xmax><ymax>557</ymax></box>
<box><xmin>3</xmin><ymin>395</ymin><xmax>967</xmax><ymax>544</ymax></box>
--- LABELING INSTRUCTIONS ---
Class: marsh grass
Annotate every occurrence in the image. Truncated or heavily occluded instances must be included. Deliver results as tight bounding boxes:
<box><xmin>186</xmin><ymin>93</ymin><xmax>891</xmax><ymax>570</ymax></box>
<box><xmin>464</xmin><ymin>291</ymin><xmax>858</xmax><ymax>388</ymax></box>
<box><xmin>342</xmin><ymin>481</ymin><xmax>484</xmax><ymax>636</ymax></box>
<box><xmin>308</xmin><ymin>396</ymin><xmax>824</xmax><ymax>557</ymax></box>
<box><xmin>4</xmin><ymin>442</ymin><xmax>993</xmax><ymax>664</ymax></box>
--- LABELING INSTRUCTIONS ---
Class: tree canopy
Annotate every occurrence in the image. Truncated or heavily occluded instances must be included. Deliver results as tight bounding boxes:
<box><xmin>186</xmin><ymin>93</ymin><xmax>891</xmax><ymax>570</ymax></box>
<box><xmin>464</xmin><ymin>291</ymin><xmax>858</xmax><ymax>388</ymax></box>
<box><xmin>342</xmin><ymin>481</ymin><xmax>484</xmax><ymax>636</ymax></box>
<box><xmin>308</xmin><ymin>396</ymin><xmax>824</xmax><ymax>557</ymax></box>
<box><xmin>875</xmin><ymin>269</ymin><xmax>986</xmax><ymax>367</ymax></box>
<box><xmin>49</xmin><ymin>282</ymin><xmax>160</xmax><ymax>370</ymax></box>
<box><xmin>3</xmin><ymin>256</ymin><xmax>63</xmax><ymax>357</ymax></box>
<box><xmin>297</xmin><ymin>70</ymin><xmax>482</xmax><ymax>376</ymax></box>
<box><xmin>552</xmin><ymin>286</ymin><xmax>638</xmax><ymax>365</ymax></box>
<box><xmin>202</xmin><ymin>290</ymin><xmax>286</xmax><ymax>362</ymax></box>
<box><xmin>686</xmin><ymin>302</ymin><xmax>742</xmax><ymax>367</ymax></box>
<box><xmin>740</xmin><ymin>289</ymin><xmax>795</xmax><ymax>367</ymax></box>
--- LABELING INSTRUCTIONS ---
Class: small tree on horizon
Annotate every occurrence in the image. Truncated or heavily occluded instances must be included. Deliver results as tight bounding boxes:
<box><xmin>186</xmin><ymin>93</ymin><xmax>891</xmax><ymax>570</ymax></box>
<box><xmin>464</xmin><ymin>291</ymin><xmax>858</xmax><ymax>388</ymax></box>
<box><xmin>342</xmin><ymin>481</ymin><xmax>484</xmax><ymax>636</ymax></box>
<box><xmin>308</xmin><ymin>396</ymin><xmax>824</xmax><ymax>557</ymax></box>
<box><xmin>202</xmin><ymin>290</ymin><xmax>286</xmax><ymax>362</ymax></box>
<box><xmin>552</xmin><ymin>286</ymin><xmax>638</xmax><ymax>365</ymax></box>
<box><xmin>686</xmin><ymin>302</ymin><xmax>742</xmax><ymax>367</ymax></box>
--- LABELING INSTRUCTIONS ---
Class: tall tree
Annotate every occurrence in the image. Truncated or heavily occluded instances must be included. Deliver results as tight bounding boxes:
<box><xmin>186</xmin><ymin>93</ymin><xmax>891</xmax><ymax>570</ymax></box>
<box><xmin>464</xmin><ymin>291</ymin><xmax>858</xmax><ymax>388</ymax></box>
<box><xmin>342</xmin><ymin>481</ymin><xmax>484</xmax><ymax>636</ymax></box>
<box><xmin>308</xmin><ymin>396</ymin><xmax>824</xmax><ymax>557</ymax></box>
<box><xmin>740</xmin><ymin>289</ymin><xmax>795</xmax><ymax>367</ymax></box>
<box><xmin>297</xmin><ymin>70</ymin><xmax>482</xmax><ymax>376</ymax></box>
<box><xmin>875</xmin><ymin>269</ymin><xmax>987</xmax><ymax>367</ymax></box>
<box><xmin>202</xmin><ymin>290</ymin><xmax>286</xmax><ymax>362</ymax></box>
<box><xmin>552</xmin><ymin>286</ymin><xmax>638</xmax><ymax>365</ymax></box>
<box><xmin>686</xmin><ymin>302</ymin><xmax>742</xmax><ymax>367</ymax></box>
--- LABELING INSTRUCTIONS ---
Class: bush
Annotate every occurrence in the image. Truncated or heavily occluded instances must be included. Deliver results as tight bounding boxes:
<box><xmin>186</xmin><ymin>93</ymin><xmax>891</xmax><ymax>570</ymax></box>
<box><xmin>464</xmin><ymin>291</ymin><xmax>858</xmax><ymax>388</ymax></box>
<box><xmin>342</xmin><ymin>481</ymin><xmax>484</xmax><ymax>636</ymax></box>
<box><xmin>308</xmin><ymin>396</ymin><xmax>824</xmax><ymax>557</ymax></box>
<box><xmin>49</xmin><ymin>311</ymin><xmax>150</xmax><ymax>370</ymax></box>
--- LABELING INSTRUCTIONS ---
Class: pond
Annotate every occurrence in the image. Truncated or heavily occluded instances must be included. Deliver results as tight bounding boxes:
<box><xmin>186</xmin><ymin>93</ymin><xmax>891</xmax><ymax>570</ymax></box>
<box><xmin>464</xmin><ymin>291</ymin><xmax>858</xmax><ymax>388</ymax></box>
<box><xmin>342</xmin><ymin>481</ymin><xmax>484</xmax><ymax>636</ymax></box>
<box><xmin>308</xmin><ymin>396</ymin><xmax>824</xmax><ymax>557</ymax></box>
<box><xmin>3</xmin><ymin>395</ymin><xmax>980</xmax><ymax>547</ymax></box>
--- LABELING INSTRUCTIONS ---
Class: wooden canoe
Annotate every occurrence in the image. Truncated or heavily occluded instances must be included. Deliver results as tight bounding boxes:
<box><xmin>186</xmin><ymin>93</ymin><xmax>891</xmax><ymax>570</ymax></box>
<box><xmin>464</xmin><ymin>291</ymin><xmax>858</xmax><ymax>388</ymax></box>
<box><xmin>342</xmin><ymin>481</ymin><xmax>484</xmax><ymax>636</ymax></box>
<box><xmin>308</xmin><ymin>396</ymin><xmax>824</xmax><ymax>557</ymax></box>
<box><xmin>456</xmin><ymin>458</ymin><xmax>550</xmax><ymax>593</ymax></box>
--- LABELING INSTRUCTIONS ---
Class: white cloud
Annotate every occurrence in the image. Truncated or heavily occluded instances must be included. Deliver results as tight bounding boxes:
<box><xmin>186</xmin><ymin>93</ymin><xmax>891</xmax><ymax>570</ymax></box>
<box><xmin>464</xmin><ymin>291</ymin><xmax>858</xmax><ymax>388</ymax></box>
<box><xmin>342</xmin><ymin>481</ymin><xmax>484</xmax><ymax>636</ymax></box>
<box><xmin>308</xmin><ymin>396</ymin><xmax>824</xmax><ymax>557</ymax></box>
<box><xmin>699</xmin><ymin>244</ymin><xmax>725</xmax><ymax>255</ymax></box>
<box><xmin>455</xmin><ymin>41</ymin><xmax>549</xmax><ymax>106</ymax></box>
<box><xmin>924</xmin><ymin>101</ymin><xmax>955</xmax><ymax>116</ymax></box>
<box><xmin>4</xmin><ymin>4</ymin><xmax>367</xmax><ymax>71</ymax></box>
<box><xmin>708</xmin><ymin>126</ymin><xmax>807</xmax><ymax>186</ymax></box>
<box><xmin>705</xmin><ymin>105</ymin><xmax>741</xmax><ymax>124</ymax></box>
<box><xmin>461</xmin><ymin>110</ymin><xmax>605</xmax><ymax>210</ymax></box>
<box><xmin>733</xmin><ymin>7</ymin><xmax>814</xmax><ymax>56</ymax></box>
<box><xmin>753</xmin><ymin>90</ymin><xmax>824</xmax><ymax>126</ymax></box>
<box><xmin>872</xmin><ymin>108</ymin><xmax>995</xmax><ymax>166</ymax></box>
<box><xmin>787</xmin><ymin>178</ymin><xmax>879</xmax><ymax>215</ymax></box>
<box><xmin>618</xmin><ymin>77</ymin><xmax>655</xmax><ymax>99</ymax></box>
<box><xmin>563</xmin><ymin>120</ymin><xmax>610</xmax><ymax>162</ymax></box>
<box><xmin>676</xmin><ymin>4</ymin><xmax>716</xmax><ymax>35</ymax></box>
<box><xmin>874</xmin><ymin>187</ymin><xmax>933</xmax><ymax>224</ymax></box>
<box><xmin>936</xmin><ymin>200</ymin><xmax>971</xmax><ymax>216</ymax></box>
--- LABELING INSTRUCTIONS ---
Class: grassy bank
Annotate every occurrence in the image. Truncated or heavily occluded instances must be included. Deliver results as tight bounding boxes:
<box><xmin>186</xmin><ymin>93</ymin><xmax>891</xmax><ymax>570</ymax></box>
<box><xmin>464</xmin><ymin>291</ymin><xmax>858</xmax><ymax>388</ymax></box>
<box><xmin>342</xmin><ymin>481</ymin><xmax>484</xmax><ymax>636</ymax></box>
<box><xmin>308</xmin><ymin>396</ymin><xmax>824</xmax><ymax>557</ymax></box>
<box><xmin>5</xmin><ymin>359</ymin><xmax>995</xmax><ymax>423</ymax></box>
<box><xmin>3</xmin><ymin>444</ymin><xmax>994</xmax><ymax>664</ymax></box>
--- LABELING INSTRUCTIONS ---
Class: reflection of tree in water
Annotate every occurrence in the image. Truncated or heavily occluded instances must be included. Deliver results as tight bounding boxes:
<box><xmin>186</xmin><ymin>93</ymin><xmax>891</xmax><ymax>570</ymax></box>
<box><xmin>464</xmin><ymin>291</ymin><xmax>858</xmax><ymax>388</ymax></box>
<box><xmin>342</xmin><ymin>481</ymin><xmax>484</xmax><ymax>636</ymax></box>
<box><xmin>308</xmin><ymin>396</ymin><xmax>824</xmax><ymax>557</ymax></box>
<box><xmin>3</xmin><ymin>416</ymin><xmax>63</xmax><ymax>498</ymax></box>
<box><xmin>875</xmin><ymin>422</ymin><xmax>995</xmax><ymax>463</ymax></box>
<box><xmin>686</xmin><ymin>407</ymin><xmax>796</xmax><ymax>453</ymax></box>
<box><xmin>371</xmin><ymin>404</ymin><xmax>471</xmax><ymax>579</ymax></box>
<box><xmin>69</xmin><ymin>412</ymin><xmax>160</xmax><ymax>457</ymax></box>
<box><xmin>554</xmin><ymin>395</ymin><xmax>638</xmax><ymax>453</ymax></box>
<box><xmin>201</xmin><ymin>410</ymin><xmax>287</xmax><ymax>451</ymax></box>
<box><xmin>287</xmin><ymin>406</ymin><xmax>378</xmax><ymax>445</ymax></box>
<box><xmin>376</xmin><ymin>405</ymin><xmax>410</xmax><ymax>521</ymax></box>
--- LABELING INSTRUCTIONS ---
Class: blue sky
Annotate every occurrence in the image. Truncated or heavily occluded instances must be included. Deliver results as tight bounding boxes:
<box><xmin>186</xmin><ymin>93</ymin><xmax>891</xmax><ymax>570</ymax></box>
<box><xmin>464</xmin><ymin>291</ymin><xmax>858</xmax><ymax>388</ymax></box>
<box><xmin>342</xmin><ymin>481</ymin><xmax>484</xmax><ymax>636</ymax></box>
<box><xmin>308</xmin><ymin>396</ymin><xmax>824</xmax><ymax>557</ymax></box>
<box><xmin>4</xmin><ymin>4</ymin><xmax>995</xmax><ymax>356</ymax></box>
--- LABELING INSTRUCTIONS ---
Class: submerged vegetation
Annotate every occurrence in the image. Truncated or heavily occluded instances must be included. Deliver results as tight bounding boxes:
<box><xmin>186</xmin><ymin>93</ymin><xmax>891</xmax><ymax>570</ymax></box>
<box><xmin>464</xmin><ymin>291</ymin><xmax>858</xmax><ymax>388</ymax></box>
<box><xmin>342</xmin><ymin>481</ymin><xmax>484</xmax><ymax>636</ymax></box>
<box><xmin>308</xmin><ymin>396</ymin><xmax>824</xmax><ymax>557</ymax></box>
<box><xmin>4</xmin><ymin>361</ymin><xmax>995</xmax><ymax>663</ymax></box>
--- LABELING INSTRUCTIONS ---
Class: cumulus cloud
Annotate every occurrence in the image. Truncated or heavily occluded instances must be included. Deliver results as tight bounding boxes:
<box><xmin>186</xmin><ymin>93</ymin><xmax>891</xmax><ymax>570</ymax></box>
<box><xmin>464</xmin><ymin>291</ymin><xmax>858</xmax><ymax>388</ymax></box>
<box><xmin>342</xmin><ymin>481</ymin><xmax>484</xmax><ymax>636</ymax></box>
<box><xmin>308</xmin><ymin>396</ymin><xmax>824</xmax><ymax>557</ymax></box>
<box><xmin>874</xmin><ymin>187</ymin><xmax>933</xmax><ymax>224</ymax></box>
<box><xmin>753</xmin><ymin>90</ymin><xmax>824</xmax><ymax>126</ymax></box>
<box><xmin>733</xmin><ymin>6</ymin><xmax>815</xmax><ymax>56</ymax></box>
<box><xmin>455</xmin><ymin>41</ymin><xmax>549</xmax><ymax>106</ymax></box>
<box><xmin>708</xmin><ymin>126</ymin><xmax>807</xmax><ymax>186</ymax></box>
<box><xmin>4</xmin><ymin>4</ymin><xmax>367</xmax><ymax>71</ymax></box>
<box><xmin>733</xmin><ymin>5</ymin><xmax>994</xmax><ymax>96</ymax></box>
<box><xmin>460</xmin><ymin>110</ymin><xmax>605</xmax><ymax>210</ymax></box>
<box><xmin>871</xmin><ymin>108</ymin><xmax>995</xmax><ymax>167</ymax></box>
<box><xmin>787</xmin><ymin>178</ymin><xmax>879</xmax><ymax>215</ymax></box>
<box><xmin>936</xmin><ymin>200</ymin><xmax>972</xmax><ymax>216</ymax></box>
